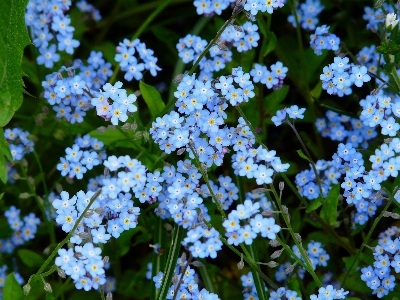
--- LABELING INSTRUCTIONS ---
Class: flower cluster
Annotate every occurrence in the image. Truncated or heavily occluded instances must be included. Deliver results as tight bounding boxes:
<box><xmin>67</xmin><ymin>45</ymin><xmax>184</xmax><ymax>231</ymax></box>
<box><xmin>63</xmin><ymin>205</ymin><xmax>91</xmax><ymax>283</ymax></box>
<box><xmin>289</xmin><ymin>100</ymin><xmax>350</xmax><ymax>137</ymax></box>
<box><xmin>357</xmin><ymin>45</ymin><xmax>382</xmax><ymax>75</ymax></box>
<box><xmin>76</xmin><ymin>0</ymin><xmax>102</xmax><ymax>21</ymax></box>
<box><xmin>320</xmin><ymin>56</ymin><xmax>371</xmax><ymax>97</ymax></box>
<box><xmin>250</xmin><ymin>61</ymin><xmax>288</xmax><ymax>90</ymax></box>
<box><xmin>26</xmin><ymin>0</ymin><xmax>80</xmax><ymax>68</ymax></box>
<box><xmin>42</xmin><ymin>52</ymin><xmax>113</xmax><ymax>124</ymax></box>
<box><xmin>272</xmin><ymin>105</ymin><xmax>305</xmax><ymax>126</ymax></box>
<box><xmin>243</xmin><ymin>0</ymin><xmax>285</xmax><ymax>16</ymax></box>
<box><xmin>55</xmin><ymin>243</ymin><xmax>106</xmax><ymax>291</ymax></box>
<box><xmin>115</xmin><ymin>38</ymin><xmax>161</xmax><ymax>82</ymax></box>
<box><xmin>310</xmin><ymin>285</ymin><xmax>349</xmax><ymax>299</ymax></box>
<box><xmin>316</xmin><ymin>110</ymin><xmax>377</xmax><ymax>149</ymax></box>
<box><xmin>288</xmin><ymin>0</ymin><xmax>324</xmax><ymax>31</ymax></box>
<box><xmin>310</xmin><ymin>25</ymin><xmax>340</xmax><ymax>55</ymax></box>
<box><xmin>269</xmin><ymin>287</ymin><xmax>302</xmax><ymax>300</ymax></box>
<box><xmin>363</xmin><ymin>4</ymin><xmax>397</xmax><ymax>32</ymax></box>
<box><xmin>0</xmin><ymin>206</ymin><xmax>40</xmax><ymax>254</ymax></box>
<box><xmin>4</xmin><ymin>128</ymin><xmax>34</xmax><ymax>161</ymax></box>
<box><xmin>223</xmin><ymin>199</ymin><xmax>280</xmax><ymax>245</ymax></box>
<box><xmin>153</xmin><ymin>257</ymin><xmax>220</xmax><ymax>299</ymax></box>
<box><xmin>91</xmin><ymin>81</ymin><xmax>138</xmax><ymax>125</ymax></box>
<box><xmin>57</xmin><ymin>135</ymin><xmax>106</xmax><ymax>179</ymax></box>
<box><xmin>360</xmin><ymin>226</ymin><xmax>400</xmax><ymax>297</ymax></box>
<box><xmin>334</xmin><ymin>142</ymin><xmax>389</xmax><ymax>225</ymax></box>
<box><xmin>219</xmin><ymin>21</ymin><xmax>261</xmax><ymax>53</ymax></box>
<box><xmin>359</xmin><ymin>91</ymin><xmax>400</xmax><ymax>138</ymax></box>
<box><xmin>192</xmin><ymin>0</ymin><xmax>234</xmax><ymax>15</ymax></box>
<box><xmin>154</xmin><ymin>162</ymin><xmax>228</xmax><ymax>258</ymax></box>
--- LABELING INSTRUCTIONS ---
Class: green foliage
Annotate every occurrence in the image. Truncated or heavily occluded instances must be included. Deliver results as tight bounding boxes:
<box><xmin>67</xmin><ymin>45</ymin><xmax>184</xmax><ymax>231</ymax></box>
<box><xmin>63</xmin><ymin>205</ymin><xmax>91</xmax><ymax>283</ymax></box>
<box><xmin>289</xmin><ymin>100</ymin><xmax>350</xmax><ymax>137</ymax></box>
<box><xmin>140</xmin><ymin>80</ymin><xmax>165</xmax><ymax>120</ymax></box>
<box><xmin>0</xmin><ymin>0</ymin><xmax>30</xmax><ymax>127</ymax></box>
<box><xmin>3</xmin><ymin>273</ymin><xmax>23</xmax><ymax>300</ymax></box>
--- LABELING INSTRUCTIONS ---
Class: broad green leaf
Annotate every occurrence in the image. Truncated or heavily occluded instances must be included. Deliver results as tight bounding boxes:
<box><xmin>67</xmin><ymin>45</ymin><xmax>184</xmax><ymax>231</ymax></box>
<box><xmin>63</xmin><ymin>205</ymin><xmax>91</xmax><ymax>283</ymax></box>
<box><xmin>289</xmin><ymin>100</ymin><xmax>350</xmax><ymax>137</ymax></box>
<box><xmin>140</xmin><ymin>81</ymin><xmax>165</xmax><ymax>119</ymax></box>
<box><xmin>297</xmin><ymin>149</ymin><xmax>312</xmax><ymax>163</ymax></box>
<box><xmin>3</xmin><ymin>273</ymin><xmax>23</xmax><ymax>300</ymax></box>
<box><xmin>0</xmin><ymin>127</ymin><xmax>12</xmax><ymax>183</ymax></box>
<box><xmin>0</xmin><ymin>152</ymin><xmax>7</xmax><ymax>183</ymax></box>
<box><xmin>263</xmin><ymin>32</ymin><xmax>277</xmax><ymax>57</ymax></box>
<box><xmin>311</xmin><ymin>81</ymin><xmax>322</xmax><ymax>99</ymax></box>
<box><xmin>265</xmin><ymin>84</ymin><xmax>289</xmax><ymax>105</ymax></box>
<box><xmin>0</xmin><ymin>218</ymin><xmax>13</xmax><ymax>239</ymax></box>
<box><xmin>0</xmin><ymin>0</ymin><xmax>31</xmax><ymax>127</ymax></box>
<box><xmin>320</xmin><ymin>184</ymin><xmax>339</xmax><ymax>225</ymax></box>
<box><xmin>305</xmin><ymin>197</ymin><xmax>322</xmax><ymax>213</ymax></box>
<box><xmin>17</xmin><ymin>249</ymin><xmax>45</xmax><ymax>268</ymax></box>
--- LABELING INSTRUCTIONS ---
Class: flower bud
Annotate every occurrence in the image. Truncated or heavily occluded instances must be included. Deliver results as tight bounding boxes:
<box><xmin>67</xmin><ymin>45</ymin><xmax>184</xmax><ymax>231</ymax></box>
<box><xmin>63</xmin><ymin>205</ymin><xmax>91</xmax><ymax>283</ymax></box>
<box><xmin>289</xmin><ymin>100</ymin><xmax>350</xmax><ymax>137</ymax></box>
<box><xmin>44</xmin><ymin>282</ymin><xmax>52</xmax><ymax>293</ymax></box>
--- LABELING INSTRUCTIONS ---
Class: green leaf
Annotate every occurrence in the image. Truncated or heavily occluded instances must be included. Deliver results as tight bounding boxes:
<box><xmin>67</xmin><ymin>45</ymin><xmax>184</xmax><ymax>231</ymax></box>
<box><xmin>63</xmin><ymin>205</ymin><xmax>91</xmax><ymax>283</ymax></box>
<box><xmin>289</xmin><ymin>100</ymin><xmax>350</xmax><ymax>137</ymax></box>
<box><xmin>297</xmin><ymin>149</ymin><xmax>312</xmax><ymax>163</ymax></box>
<box><xmin>17</xmin><ymin>249</ymin><xmax>45</xmax><ymax>268</ymax></box>
<box><xmin>376</xmin><ymin>40</ymin><xmax>400</xmax><ymax>55</ymax></box>
<box><xmin>320</xmin><ymin>184</ymin><xmax>339</xmax><ymax>225</ymax></box>
<box><xmin>306</xmin><ymin>197</ymin><xmax>322</xmax><ymax>213</ymax></box>
<box><xmin>265</xmin><ymin>84</ymin><xmax>289</xmax><ymax>105</ymax></box>
<box><xmin>0</xmin><ymin>0</ymin><xmax>31</xmax><ymax>127</ymax></box>
<box><xmin>263</xmin><ymin>32</ymin><xmax>277</xmax><ymax>57</ymax></box>
<box><xmin>3</xmin><ymin>273</ymin><xmax>23</xmax><ymax>300</ymax></box>
<box><xmin>0</xmin><ymin>218</ymin><xmax>13</xmax><ymax>238</ymax></box>
<box><xmin>140</xmin><ymin>81</ymin><xmax>165</xmax><ymax>119</ymax></box>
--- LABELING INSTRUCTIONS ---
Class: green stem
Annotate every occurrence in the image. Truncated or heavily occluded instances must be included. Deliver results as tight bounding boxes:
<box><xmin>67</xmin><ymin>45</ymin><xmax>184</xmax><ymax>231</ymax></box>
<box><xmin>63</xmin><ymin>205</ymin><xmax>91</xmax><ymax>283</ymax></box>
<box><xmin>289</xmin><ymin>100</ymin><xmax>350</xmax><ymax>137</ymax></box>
<box><xmin>188</xmin><ymin>6</ymin><xmax>243</xmax><ymax>75</ymax></box>
<box><xmin>109</xmin><ymin>0</ymin><xmax>176</xmax><ymax>84</ymax></box>
<box><xmin>19</xmin><ymin>162</ymin><xmax>56</xmax><ymax>245</ymax></box>
<box><xmin>341</xmin><ymin>196</ymin><xmax>393</xmax><ymax>287</ymax></box>
<box><xmin>54</xmin><ymin>277</ymin><xmax>71</xmax><ymax>300</ymax></box>
<box><xmin>270</xmin><ymin>183</ymin><xmax>322</xmax><ymax>287</ymax></box>
<box><xmin>286</xmin><ymin>120</ymin><xmax>324</xmax><ymax>201</ymax></box>
<box><xmin>202</xmin><ymin>218</ymin><xmax>278</xmax><ymax>290</ymax></box>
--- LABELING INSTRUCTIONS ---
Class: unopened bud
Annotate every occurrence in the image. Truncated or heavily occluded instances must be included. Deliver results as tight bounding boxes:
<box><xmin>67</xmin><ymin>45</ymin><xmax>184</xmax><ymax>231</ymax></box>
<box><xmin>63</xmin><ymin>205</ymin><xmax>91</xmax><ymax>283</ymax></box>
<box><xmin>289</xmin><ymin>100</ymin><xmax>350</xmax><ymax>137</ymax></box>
<box><xmin>265</xmin><ymin>261</ymin><xmax>279</xmax><ymax>268</ymax></box>
<box><xmin>104</xmin><ymin>167</ymin><xmax>110</xmax><ymax>177</ymax></box>
<box><xmin>172</xmin><ymin>274</ymin><xmax>179</xmax><ymax>285</ymax></box>
<box><xmin>55</xmin><ymin>183</ymin><xmax>63</xmax><ymax>193</ymax></box>
<box><xmin>262</xmin><ymin>210</ymin><xmax>274</xmax><ymax>217</ymax></box>
<box><xmin>384</xmin><ymin>211</ymin><xmax>400</xmax><ymax>219</ymax></box>
<box><xmin>252</xmin><ymin>188</ymin><xmax>266</xmax><ymax>194</ymax></box>
<box><xmin>20</xmin><ymin>193</ymin><xmax>31</xmax><ymax>199</ymax></box>
<box><xmin>270</xmin><ymin>249</ymin><xmax>284</xmax><ymax>259</ymax></box>
<box><xmin>22</xmin><ymin>158</ymin><xmax>28</xmax><ymax>167</ymax></box>
<box><xmin>106</xmin><ymin>292</ymin><xmax>113</xmax><ymax>300</ymax></box>
<box><xmin>58</xmin><ymin>269</ymin><xmax>66</xmax><ymax>278</ymax></box>
<box><xmin>279</xmin><ymin>182</ymin><xmax>284</xmax><ymax>191</ymax></box>
<box><xmin>374</xmin><ymin>0</ymin><xmax>384</xmax><ymax>8</ymax></box>
<box><xmin>237</xmin><ymin>253</ymin><xmax>244</xmax><ymax>270</ymax></box>
<box><xmin>84</xmin><ymin>211</ymin><xmax>94</xmax><ymax>218</ymax></box>
<box><xmin>180</xmin><ymin>252</ymin><xmax>187</xmax><ymax>264</ymax></box>
<box><xmin>121</xmin><ymin>123</ymin><xmax>131</xmax><ymax>130</ymax></box>
<box><xmin>173</xmin><ymin>72</ymin><xmax>188</xmax><ymax>84</ymax></box>
<box><xmin>233</xmin><ymin>25</ymin><xmax>243</xmax><ymax>32</ymax></box>
<box><xmin>191</xmin><ymin>261</ymin><xmax>202</xmax><ymax>267</ymax></box>
<box><xmin>294</xmin><ymin>233</ymin><xmax>302</xmax><ymax>242</ymax></box>
<box><xmin>217</xmin><ymin>42</ymin><xmax>228</xmax><ymax>51</ymax></box>
<box><xmin>103</xmin><ymin>256</ymin><xmax>110</xmax><ymax>264</ymax></box>
<box><xmin>94</xmin><ymin>207</ymin><xmax>105</xmax><ymax>215</ymax></box>
<box><xmin>28</xmin><ymin>176</ymin><xmax>35</xmax><ymax>186</ymax></box>
<box><xmin>177</xmin><ymin>148</ymin><xmax>186</xmax><ymax>155</ymax></box>
<box><xmin>44</xmin><ymin>282</ymin><xmax>52</xmax><ymax>293</ymax></box>
<box><xmin>375</xmin><ymin>13</ymin><xmax>386</xmax><ymax>20</ymax></box>
<box><xmin>131</xmin><ymin>123</ymin><xmax>138</xmax><ymax>131</ymax></box>
<box><xmin>284</xmin><ymin>264</ymin><xmax>295</xmax><ymax>275</ymax></box>
<box><xmin>78</xmin><ymin>232</ymin><xmax>90</xmax><ymax>239</ymax></box>
<box><xmin>195</xmin><ymin>188</ymin><xmax>206</xmax><ymax>195</ymax></box>
<box><xmin>97</xmin><ymin>126</ymin><xmax>107</xmax><ymax>133</ymax></box>
<box><xmin>23</xmin><ymin>284</ymin><xmax>31</xmax><ymax>295</ymax></box>
<box><xmin>269</xmin><ymin>239</ymin><xmax>280</xmax><ymax>247</ymax></box>
<box><xmin>164</xmin><ymin>223</ymin><xmax>173</xmax><ymax>231</ymax></box>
